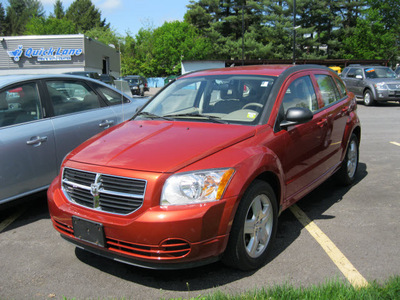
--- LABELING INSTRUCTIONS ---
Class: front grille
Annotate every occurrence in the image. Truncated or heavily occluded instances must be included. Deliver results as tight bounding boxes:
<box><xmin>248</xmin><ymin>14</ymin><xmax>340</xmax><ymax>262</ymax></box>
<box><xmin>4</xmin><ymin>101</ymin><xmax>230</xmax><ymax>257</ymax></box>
<box><xmin>386</xmin><ymin>84</ymin><xmax>400</xmax><ymax>90</ymax></box>
<box><xmin>62</xmin><ymin>168</ymin><xmax>146</xmax><ymax>215</ymax></box>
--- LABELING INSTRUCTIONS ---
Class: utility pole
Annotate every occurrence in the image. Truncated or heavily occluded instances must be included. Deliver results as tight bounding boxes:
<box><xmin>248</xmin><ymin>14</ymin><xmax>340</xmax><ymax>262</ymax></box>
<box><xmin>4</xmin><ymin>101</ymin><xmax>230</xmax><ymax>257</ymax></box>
<box><xmin>293</xmin><ymin>0</ymin><xmax>296</xmax><ymax>65</ymax></box>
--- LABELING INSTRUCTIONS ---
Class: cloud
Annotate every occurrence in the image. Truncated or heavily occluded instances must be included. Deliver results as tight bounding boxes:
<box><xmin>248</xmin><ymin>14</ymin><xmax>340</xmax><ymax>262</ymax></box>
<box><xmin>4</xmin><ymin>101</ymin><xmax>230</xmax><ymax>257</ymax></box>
<box><xmin>94</xmin><ymin>0</ymin><xmax>123</xmax><ymax>12</ymax></box>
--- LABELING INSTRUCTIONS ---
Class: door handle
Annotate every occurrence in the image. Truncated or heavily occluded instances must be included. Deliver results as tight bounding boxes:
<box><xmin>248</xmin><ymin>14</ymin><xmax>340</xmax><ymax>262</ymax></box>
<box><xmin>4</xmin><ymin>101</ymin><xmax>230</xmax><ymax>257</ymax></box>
<box><xmin>26</xmin><ymin>136</ymin><xmax>47</xmax><ymax>146</ymax></box>
<box><xmin>99</xmin><ymin>120</ymin><xmax>114</xmax><ymax>128</ymax></box>
<box><xmin>317</xmin><ymin>119</ymin><xmax>327</xmax><ymax>128</ymax></box>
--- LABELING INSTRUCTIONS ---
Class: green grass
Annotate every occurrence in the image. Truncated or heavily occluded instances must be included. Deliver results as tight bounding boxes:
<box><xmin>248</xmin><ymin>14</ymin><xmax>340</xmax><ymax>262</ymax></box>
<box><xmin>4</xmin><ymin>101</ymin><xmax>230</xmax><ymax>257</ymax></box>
<box><xmin>170</xmin><ymin>276</ymin><xmax>400</xmax><ymax>300</ymax></box>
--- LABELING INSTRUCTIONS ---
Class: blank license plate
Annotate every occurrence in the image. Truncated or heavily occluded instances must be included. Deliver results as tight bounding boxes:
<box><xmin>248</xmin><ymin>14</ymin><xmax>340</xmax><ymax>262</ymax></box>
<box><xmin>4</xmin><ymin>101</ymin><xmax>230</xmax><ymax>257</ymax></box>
<box><xmin>72</xmin><ymin>216</ymin><xmax>105</xmax><ymax>247</ymax></box>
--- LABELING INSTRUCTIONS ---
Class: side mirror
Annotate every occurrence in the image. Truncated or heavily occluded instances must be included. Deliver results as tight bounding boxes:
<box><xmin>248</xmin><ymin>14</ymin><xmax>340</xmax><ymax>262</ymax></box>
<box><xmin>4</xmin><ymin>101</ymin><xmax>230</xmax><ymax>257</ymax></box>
<box><xmin>355</xmin><ymin>75</ymin><xmax>363</xmax><ymax>79</ymax></box>
<box><xmin>280</xmin><ymin>107</ymin><xmax>313</xmax><ymax>128</ymax></box>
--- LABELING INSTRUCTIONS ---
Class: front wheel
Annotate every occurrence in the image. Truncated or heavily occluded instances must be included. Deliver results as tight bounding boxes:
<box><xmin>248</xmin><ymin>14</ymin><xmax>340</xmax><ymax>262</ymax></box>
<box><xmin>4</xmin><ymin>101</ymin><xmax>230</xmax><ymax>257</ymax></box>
<box><xmin>222</xmin><ymin>180</ymin><xmax>278</xmax><ymax>271</ymax></box>
<box><xmin>335</xmin><ymin>133</ymin><xmax>359</xmax><ymax>185</ymax></box>
<box><xmin>363</xmin><ymin>90</ymin><xmax>375</xmax><ymax>106</ymax></box>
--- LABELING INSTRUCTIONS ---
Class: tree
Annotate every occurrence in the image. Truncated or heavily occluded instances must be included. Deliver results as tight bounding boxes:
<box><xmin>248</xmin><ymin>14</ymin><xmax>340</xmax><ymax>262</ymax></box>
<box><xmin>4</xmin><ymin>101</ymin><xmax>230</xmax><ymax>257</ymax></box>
<box><xmin>151</xmin><ymin>21</ymin><xmax>214</xmax><ymax>75</ymax></box>
<box><xmin>24</xmin><ymin>17</ymin><xmax>77</xmax><ymax>35</ymax></box>
<box><xmin>65</xmin><ymin>0</ymin><xmax>109</xmax><ymax>32</ymax></box>
<box><xmin>0</xmin><ymin>3</ymin><xmax>5</xmax><ymax>35</ymax></box>
<box><xmin>4</xmin><ymin>0</ymin><xmax>44</xmax><ymax>35</ymax></box>
<box><xmin>185</xmin><ymin>0</ymin><xmax>291</xmax><ymax>60</ymax></box>
<box><xmin>85</xmin><ymin>27</ymin><xmax>121</xmax><ymax>50</ymax></box>
<box><xmin>53</xmin><ymin>0</ymin><xmax>65</xmax><ymax>19</ymax></box>
<box><xmin>342</xmin><ymin>8</ymin><xmax>398</xmax><ymax>60</ymax></box>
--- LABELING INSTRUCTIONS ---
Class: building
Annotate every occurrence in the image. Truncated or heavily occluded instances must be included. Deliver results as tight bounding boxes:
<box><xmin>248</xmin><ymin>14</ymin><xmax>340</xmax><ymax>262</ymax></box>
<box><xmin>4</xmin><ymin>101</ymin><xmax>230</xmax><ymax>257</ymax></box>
<box><xmin>0</xmin><ymin>34</ymin><xmax>120</xmax><ymax>77</ymax></box>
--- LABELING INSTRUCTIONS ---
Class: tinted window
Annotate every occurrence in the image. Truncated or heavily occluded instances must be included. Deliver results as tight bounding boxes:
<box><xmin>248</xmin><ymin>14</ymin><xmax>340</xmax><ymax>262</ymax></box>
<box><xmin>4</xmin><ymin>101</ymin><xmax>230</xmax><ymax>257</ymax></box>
<box><xmin>0</xmin><ymin>82</ymin><xmax>42</xmax><ymax>127</ymax></box>
<box><xmin>282</xmin><ymin>76</ymin><xmax>318</xmax><ymax>113</ymax></box>
<box><xmin>347</xmin><ymin>68</ymin><xmax>363</xmax><ymax>78</ymax></box>
<box><xmin>315</xmin><ymin>75</ymin><xmax>341</xmax><ymax>106</ymax></box>
<box><xmin>46</xmin><ymin>81</ymin><xmax>101</xmax><ymax>116</ymax></box>
<box><xmin>97</xmin><ymin>85</ymin><xmax>130</xmax><ymax>105</ymax></box>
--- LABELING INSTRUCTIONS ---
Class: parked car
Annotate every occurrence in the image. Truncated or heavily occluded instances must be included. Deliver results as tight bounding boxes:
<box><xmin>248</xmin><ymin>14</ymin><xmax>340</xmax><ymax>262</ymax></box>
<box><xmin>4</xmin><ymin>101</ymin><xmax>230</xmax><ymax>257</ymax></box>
<box><xmin>48</xmin><ymin>65</ymin><xmax>360</xmax><ymax>271</ymax></box>
<box><xmin>64</xmin><ymin>71</ymin><xmax>100</xmax><ymax>80</ymax></box>
<box><xmin>394</xmin><ymin>66</ymin><xmax>400</xmax><ymax>76</ymax></box>
<box><xmin>99</xmin><ymin>74</ymin><xmax>116</xmax><ymax>86</ymax></box>
<box><xmin>329</xmin><ymin>66</ymin><xmax>341</xmax><ymax>74</ymax></box>
<box><xmin>340</xmin><ymin>65</ymin><xmax>400</xmax><ymax>106</ymax></box>
<box><xmin>0</xmin><ymin>74</ymin><xmax>147</xmax><ymax>205</ymax></box>
<box><xmin>122</xmin><ymin>75</ymin><xmax>146</xmax><ymax>96</ymax></box>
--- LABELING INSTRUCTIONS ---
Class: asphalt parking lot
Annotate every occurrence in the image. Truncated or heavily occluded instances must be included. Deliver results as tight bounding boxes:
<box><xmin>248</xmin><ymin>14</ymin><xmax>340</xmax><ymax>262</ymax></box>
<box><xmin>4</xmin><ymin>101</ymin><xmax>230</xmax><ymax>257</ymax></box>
<box><xmin>0</xmin><ymin>101</ymin><xmax>399</xmax><ymax>299</ymax></box>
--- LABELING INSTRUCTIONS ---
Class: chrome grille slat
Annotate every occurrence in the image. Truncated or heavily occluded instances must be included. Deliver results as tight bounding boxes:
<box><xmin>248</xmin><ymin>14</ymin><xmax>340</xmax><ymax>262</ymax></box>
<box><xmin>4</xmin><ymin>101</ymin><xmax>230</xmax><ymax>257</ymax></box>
<box><xmin>62</xmin><ymin>167</ymin><xmax>146</xmax><ymax>215</ymax></box>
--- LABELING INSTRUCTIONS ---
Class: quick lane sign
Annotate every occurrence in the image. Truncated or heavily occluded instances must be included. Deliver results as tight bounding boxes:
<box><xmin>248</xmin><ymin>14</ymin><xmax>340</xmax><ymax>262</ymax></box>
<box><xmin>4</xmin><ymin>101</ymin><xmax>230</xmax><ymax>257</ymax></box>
<box><xmin>7</xmin><ymin>45</ymin><xmax>83</xmax><ymax>62</ymax></box>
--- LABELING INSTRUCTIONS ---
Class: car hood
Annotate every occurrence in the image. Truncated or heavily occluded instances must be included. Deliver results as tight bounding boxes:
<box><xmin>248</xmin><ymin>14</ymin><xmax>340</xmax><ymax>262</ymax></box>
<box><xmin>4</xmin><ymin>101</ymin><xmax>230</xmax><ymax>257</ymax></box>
<box><xmin>69</xmin><ymin>120</ymin><xmax>256</xmax><ymax>173</ymax></box>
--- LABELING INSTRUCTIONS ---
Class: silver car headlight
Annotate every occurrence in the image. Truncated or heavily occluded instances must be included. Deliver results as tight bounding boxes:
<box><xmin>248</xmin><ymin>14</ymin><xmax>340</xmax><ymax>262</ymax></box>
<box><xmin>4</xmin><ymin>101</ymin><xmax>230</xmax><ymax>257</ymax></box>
<box><xmin>161</xmin><ymin>168</ymin><xmax>235</xmax><ymax>206</ymax></box>
<box><xmin>375</xmin><ymin>82</ymin><xmax>388</xmax><ymax>90</ymax></box>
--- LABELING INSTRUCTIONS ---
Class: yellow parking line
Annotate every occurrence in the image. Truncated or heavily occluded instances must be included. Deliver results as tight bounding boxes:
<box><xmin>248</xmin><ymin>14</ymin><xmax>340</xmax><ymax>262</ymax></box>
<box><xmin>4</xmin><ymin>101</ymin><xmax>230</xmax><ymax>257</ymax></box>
<box><xmin>0</xmin><ymin>208</ymin><xmax>26</xmax><ymax>233</ymax></box>
<box><xmin>390</xmin><ymin>141</ymin><xmax>400</xmax><ymax>147</ymax></box>
<box><xmin>289</xmin><ymin>204</ymin><xmax>369</xmax><ymax>288</ymax></box>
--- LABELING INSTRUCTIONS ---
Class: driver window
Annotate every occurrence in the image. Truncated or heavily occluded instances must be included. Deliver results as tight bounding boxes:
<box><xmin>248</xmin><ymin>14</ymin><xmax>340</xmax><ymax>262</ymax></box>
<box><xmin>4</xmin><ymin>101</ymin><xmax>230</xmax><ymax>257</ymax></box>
<box><xmin>282</xmin><ymin>76</ymin><xmax>317</xmax><ymax>113</ymax></box>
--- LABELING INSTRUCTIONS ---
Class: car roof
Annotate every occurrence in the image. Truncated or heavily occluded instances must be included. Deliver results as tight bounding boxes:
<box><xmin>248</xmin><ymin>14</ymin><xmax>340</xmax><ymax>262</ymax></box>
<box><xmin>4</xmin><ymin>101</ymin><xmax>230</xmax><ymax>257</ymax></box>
<box><xmin>180</xmin><ymin>64</ymin><xmax>332</xmax><ymax>79</ymax></box>
<box><xmin>0</xmin><ymin>74</ymin><xmax>111</xmax><ymax>89</ymax></box>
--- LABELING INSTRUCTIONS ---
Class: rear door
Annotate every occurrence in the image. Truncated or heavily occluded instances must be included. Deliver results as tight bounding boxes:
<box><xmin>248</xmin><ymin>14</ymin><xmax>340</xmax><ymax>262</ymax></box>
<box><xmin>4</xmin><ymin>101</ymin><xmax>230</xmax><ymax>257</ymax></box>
<box><xmin>312</xmin><ymin>72</ymin><xmax>350</xmax><ymax>172</ymax></box>
<box><xmin>0</xmin><ymin>81</ymin><xmax>57</xmax><ymax>203</ymax></box>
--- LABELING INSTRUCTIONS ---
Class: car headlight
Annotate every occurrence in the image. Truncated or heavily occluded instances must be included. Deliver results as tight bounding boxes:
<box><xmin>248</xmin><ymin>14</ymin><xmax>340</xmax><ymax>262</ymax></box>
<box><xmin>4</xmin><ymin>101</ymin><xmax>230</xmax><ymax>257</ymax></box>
<box><xmin>161</xmin><ymin>168</ymin><xmax>235</xmax><ymax>205</ymax></box>
<box><xmin>375</xmin><ymin>82</ymin><xmax>387</xmax><ymax>90</ymax></box>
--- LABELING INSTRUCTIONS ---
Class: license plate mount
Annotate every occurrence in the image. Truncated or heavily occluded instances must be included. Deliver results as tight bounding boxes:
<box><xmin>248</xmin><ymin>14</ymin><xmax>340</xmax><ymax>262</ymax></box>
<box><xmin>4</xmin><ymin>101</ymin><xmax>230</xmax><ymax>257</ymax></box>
<box><xmin>72</xmin><ymin>216</ymin><xmax>105</xmax><ymax>247</ymax></box>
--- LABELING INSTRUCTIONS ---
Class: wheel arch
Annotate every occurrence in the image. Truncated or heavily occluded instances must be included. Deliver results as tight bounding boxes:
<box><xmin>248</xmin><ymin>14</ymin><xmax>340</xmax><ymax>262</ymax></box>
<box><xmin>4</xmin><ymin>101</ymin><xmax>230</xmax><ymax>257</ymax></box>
<box><xmin>363</xmin><ymin>86</ymin><xmax>376</xmax><ymax>99</ymax></box>
<box><xmin>254</xmin><ymin>171</ymin><xmax>282</xmax><ymax>213</ymax></box>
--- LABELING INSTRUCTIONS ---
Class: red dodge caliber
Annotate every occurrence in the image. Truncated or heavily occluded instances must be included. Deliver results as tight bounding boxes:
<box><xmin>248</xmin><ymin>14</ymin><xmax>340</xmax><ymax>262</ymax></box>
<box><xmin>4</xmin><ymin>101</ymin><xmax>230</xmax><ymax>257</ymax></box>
<box><xmin>48</xmin><ymin>65</ymin><xmax>361</xmax><ymax>270</ymax></box>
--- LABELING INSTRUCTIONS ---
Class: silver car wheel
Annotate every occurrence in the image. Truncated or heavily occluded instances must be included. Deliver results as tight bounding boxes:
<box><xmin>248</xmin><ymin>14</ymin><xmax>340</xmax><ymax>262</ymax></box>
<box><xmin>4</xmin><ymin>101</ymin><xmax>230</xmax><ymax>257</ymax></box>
<box><xmin>347</xmin><ymin>138</ymin><xmax>358</xmax><ymax>179</ymax></box>
<box><xmin>363</xmin><ymin>90</ymin><xmax>374</xmax><ymax>106</ymax></box>
<box><xmin>243</xmin><ymin>194</ymin><xmax>273</xmax><ymax>258</ymax></box>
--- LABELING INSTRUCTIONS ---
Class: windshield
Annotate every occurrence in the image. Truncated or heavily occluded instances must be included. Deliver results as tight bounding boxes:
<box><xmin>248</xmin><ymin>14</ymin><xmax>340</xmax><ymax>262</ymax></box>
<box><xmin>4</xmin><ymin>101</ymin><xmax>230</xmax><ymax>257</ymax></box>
<box><xmin>128</xmin><ymin>79</ymin><xmax>139</xmax><ymax>84</ymax></box>
<box><xmin>137</xmin><ymin>75</ymin><xmax>275</xmax><ymax>125</ymax></box>
<box><xmin>364</xmin><ymin>67</ymin><xmax>397</xmax><ymax>79</ymax></box>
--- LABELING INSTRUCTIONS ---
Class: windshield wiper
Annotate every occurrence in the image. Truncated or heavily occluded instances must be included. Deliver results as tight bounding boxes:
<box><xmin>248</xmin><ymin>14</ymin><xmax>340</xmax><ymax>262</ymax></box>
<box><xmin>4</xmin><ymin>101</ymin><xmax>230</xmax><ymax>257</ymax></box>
<box><xmin>164</xmin><ymin>112</ymin><xmax>227</xmax><ymax>124</ymax></box>
<box><xmin>135</xmin><ymin>111</ymin><xmax>173</xmax><ymax>121</ymax></box>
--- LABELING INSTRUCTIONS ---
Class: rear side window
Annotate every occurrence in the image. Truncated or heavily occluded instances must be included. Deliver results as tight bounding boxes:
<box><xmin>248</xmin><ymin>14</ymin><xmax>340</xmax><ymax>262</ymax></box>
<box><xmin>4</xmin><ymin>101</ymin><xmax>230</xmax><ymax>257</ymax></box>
<box><xmin>335</xmin><ymin>78</ymin><xmax>347</xmax><ymax>98</ymax></box>
<box><xmin>97</xmin><ymin>85</ymin><xmax>130</xmax><ymax>105</ymax></box>
<box><xmin>315</xmin><ymin>75</ymin><xmax>341</xmax><ymax>107</ymax></box>
<box><xmin>0</xmin><ymin>82</ymin><xmax>42</xmax><ymax>127</ymax></box>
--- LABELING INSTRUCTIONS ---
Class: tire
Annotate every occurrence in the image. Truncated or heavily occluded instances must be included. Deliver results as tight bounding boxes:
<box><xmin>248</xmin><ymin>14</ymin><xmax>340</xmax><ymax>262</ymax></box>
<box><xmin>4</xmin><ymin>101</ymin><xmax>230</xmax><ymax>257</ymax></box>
<box><xmin>222</xmin><ymin>180</ymin><xmax>278</xmax><ymax>271</ymax></box>
<box><xmin>335</xmin><ymin>133</ymin><xmax>359</xmax><ymax>186</ymax></box>
<box><xmin>363</xmin><ymin>90</ymin><xmax>375</xmax><ymax>106</ymax></box>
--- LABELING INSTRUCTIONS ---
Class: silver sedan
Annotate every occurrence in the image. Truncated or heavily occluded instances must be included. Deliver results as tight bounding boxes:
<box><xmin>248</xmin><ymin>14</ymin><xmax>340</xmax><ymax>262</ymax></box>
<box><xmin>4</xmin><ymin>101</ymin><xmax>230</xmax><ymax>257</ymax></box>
<box><xmin>0</xmin><ymin>74</ymin><xmax>147</xmax><ymax>205</ymax></box>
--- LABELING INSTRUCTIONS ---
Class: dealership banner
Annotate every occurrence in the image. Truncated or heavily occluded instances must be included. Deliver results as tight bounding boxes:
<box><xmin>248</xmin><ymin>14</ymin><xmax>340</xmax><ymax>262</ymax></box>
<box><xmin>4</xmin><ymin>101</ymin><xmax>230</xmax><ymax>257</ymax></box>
<box><xmin>7</xmin><ymin>45</ymin><xmax>83</xmax><ymax>62</ymax></box>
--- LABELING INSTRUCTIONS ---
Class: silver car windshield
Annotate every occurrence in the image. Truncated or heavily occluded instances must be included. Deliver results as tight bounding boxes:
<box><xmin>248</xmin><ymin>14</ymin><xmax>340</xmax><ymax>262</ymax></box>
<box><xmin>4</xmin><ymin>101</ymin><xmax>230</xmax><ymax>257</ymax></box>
<box><xmin>138</xmin><ymin>75</ymin><xmax>275</xmax><ymax>125</ymax></box>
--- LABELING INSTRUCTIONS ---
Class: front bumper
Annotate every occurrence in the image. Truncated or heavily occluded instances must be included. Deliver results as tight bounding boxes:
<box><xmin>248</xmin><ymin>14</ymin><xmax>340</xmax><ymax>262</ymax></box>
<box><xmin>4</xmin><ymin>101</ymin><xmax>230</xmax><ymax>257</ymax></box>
<box><xmin>375</xmin><ymin>88</ymin><xmax>400</xmax><ymax>101</ymax></box>
<box><xmin>47</xmin><ymin>175</ymin><xmax>236</xmax><ymax>269</ymax></box>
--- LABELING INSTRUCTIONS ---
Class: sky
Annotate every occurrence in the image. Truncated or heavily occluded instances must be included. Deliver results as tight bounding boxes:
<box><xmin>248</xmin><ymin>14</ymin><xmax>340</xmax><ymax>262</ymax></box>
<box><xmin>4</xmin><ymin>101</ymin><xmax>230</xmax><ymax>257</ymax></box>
<box><xmin>1</xmin><ymin>0</ymin><xmax>191</xmax><ymax>36</ymax></box>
